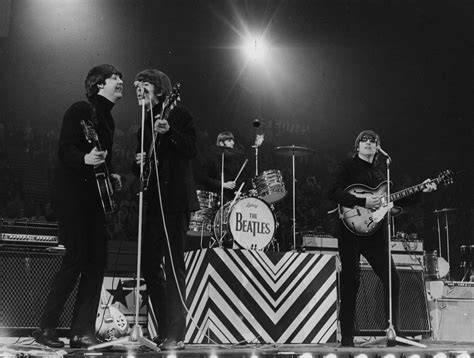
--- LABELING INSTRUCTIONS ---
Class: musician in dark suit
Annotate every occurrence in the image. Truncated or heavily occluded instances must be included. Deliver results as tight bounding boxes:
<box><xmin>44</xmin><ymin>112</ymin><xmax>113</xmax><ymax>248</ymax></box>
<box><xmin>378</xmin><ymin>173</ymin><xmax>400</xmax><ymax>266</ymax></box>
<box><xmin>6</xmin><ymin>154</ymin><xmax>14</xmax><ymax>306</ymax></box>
<box><xmin>132</xmin><ymin>69</ymin><xmax>199</xmax><ymax>351</ymax></box>
<box><xmin>33</xmin><ymin>64</ymin><xmax>123</xmax><ymax>348</ymax></box>
<box><xmin>328</xmin><ymin>129</ymin><xmax>436</xmax><ymax>347</ymax></box>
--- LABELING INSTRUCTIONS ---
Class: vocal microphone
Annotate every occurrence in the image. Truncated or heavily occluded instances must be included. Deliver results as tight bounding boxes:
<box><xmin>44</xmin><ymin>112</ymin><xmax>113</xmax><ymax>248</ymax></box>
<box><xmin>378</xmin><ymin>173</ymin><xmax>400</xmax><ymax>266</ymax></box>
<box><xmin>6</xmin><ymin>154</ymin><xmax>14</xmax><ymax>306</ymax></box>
<box><xmin>253</xmin><ymin>118</ymin><xmax>261</xmax><ymax>128</ymax></box>
<box><xmin>134</xmin><ymin>81</ymin><xmax>148</xmax><ymax>93</ymax></box>
<box><xmin>377</xmin><ymin>147</ymin><xmax>390</xmax><ymax>157</ymax></box>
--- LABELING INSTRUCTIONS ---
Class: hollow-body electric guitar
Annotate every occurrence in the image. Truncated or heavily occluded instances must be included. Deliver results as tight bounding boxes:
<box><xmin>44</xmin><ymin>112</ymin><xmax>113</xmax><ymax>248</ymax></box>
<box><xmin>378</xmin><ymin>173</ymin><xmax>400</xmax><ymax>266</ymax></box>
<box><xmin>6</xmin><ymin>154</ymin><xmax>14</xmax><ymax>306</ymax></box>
<box><xmin>95</xmin><ymin>289</ymin><xmax>128</xmax><ymax>341</ymax></box>
<box><xmin>338</xmin><ymin>170</ymin><xmax>454</xmax><ymax>236</ymax></box>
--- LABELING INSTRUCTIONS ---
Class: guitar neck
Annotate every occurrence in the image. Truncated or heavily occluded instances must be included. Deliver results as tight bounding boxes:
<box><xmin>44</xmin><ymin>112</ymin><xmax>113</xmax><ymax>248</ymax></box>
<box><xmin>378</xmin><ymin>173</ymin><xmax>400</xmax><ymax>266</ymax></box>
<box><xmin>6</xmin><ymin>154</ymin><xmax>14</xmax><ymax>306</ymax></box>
<box><xmin>390</xmin><ymin>177</ymin><xmax>440</xmax><ymax>202</ymax></box>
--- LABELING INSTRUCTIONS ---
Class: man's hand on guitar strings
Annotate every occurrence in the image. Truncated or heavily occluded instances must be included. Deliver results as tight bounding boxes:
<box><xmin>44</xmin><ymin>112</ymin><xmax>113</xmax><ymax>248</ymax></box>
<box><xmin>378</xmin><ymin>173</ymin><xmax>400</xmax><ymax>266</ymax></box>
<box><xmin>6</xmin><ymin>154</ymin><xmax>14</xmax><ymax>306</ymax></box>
<box><xmin>84</xmin><ymin>147</ymin><xmax>107</xmax><ymax>166</ymax></box>
<box><xmin>422</xmin><ymin>178</ymin><xmax>437</xmax><ymax>192</ymax></box>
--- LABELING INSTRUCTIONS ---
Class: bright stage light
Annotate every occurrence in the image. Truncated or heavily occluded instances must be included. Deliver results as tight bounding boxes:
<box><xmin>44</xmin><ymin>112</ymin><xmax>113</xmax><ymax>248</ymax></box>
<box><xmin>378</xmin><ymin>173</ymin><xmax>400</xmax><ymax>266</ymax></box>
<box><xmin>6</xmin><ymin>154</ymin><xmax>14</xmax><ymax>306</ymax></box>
<box><xmin>324</xmin><ymin>354</ymin><xmax>338</xmax><ymax>358</ymax></box>
<box><xmin>243</xmin><ymin>36</ymin><xmax>267</xmax><ymax>62</ymax></box>
<box><xmin>456</xmin><ymin>353</ymin><xmax>470</xmax><ymax>358</ymax></box>
<box><xmin>408</xmin><ymin>355</ymin><xmax>421</xmax><ymax>358</ymax></box>
<box><xmin>300</xmin><ymin>353</ymin><xmax>313</xmax><ymax>358</ymax></box>
<box><xmin>355</xmin><ymin>354</ymin><xmax>368</xmax><ymax>358</ymax></box>
<box><xmin>433</xmin><ymin>354</ymin><xmax>447</xmax><ymax>358</ymax></box>
<box><xmin>383</xmin><ymin>354</ymin><xmax>396</xmax><ymax>358</ymax></box>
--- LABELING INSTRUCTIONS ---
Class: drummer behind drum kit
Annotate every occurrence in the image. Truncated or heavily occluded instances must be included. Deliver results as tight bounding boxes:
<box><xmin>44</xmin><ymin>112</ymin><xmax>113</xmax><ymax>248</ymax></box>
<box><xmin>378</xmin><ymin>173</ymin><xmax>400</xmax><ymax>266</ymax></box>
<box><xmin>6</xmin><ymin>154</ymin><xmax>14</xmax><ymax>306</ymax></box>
<box><xmin>187</xmin><ymin>144</ymin><xmax>315</xmax><ymax>251</ymax></box>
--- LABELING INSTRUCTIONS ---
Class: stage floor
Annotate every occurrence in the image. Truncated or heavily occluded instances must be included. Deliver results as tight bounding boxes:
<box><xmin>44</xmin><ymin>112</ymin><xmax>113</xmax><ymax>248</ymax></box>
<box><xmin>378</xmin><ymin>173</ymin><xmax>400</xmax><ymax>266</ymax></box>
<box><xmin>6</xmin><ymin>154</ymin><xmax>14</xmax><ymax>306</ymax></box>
<box><xmin>1</xmin><ymin>338</ymin><xmax>474</xmax><ymax>358</ymax></box>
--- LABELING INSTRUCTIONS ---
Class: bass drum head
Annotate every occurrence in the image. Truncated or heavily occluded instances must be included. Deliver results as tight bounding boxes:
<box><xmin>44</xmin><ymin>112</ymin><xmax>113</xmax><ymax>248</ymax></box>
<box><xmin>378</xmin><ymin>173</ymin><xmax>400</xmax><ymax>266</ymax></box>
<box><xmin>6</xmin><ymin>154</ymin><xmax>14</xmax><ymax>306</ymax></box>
<box><xmin>227</xmin><ymin>197</ymin><xmax>276</xmax><ymax>250</ymax></box>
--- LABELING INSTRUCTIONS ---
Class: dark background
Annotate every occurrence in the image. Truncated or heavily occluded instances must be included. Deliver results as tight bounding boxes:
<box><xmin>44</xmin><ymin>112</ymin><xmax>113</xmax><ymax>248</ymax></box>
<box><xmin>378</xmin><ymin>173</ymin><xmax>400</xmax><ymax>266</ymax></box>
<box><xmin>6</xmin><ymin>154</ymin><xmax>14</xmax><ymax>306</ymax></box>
<box><xmin>0</xmin><ymin>0</ymin><xmax>472</xmax><ymax>277</ymax></box>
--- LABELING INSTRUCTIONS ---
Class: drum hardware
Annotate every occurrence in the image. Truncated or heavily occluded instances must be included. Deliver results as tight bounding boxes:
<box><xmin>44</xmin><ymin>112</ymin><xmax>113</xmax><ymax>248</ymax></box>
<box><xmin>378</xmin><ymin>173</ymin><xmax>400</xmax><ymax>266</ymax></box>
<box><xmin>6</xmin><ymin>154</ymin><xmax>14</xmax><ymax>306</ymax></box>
<box><xmin>460</xmin><ymin>244</ymin><xmax>474</xmax><ymax>281</ymax></box>
<box><xmin>275</xmin><ymin>145</ymin><xmax>315</xmax><ymax>251</ymax></box>
<box><xmin>433</xmin><ymin>207</ymin><xmax>458</xmax><ymax>278</ymax></box>
<box><xmin>213</xmin><ymin>145</ymin><xmax>246</xmax><ymax>248</ymax></box>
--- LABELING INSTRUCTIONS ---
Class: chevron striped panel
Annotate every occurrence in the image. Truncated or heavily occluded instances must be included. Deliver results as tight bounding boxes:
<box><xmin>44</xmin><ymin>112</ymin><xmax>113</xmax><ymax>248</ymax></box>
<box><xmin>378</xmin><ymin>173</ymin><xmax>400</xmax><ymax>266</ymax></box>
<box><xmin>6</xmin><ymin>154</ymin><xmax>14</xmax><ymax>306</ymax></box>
<box><xmin>185</xmin><ymin>248</ymin><xmax>337</xmax><ymax>344</ymax></box>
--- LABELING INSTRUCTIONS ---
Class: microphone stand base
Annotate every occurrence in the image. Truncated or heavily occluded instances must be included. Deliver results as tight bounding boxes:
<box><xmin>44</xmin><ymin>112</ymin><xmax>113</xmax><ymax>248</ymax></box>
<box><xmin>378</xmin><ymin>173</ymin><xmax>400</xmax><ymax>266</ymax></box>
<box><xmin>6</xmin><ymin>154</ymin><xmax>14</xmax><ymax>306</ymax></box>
<box><xmin>360</xmin><ymin>326</ymin><xmax>427</xmax><ymax>348</ymax></box>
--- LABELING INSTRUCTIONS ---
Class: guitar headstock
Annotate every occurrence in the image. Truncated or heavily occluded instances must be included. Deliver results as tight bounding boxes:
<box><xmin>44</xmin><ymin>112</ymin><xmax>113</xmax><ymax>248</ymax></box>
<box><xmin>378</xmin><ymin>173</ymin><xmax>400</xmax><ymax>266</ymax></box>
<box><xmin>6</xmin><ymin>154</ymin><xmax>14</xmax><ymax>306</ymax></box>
<box><xmin>80</xmin><ymin>120</ymin><xmax>99</xmax><ymax>144</ymax></box>
<box><xmin>436</xmin><ymin>169</ymin><xmax>455</xmax><ymax>187</ymax></box>
<box><xmin>163</xmin><ymin>83</ymin><xmax>181</xmax><ymax>110</ymax></box>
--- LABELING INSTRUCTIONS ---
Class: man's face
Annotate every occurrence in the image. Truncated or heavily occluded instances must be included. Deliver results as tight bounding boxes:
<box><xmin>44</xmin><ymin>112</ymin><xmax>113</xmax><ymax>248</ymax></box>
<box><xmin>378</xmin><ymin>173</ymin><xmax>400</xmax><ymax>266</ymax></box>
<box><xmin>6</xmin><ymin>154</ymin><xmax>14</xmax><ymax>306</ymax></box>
<box><xmin>221</xmin><ymin>139</ymin><xmax>234</xmax><ymax>148</ymax></box>
<box><xmin>135</xmin><ymin>81</ymin><xmax>159</xmax><ymax>107</ymax></box>
<box><xmin>358</xmin><ymin>134</ymin><xmax>378</xmax><ymax>156</ymax></box>
<box><xmin>98</xmin><ymin>74</ymin><xmax>123</xmax><ymax>103</ymax></box>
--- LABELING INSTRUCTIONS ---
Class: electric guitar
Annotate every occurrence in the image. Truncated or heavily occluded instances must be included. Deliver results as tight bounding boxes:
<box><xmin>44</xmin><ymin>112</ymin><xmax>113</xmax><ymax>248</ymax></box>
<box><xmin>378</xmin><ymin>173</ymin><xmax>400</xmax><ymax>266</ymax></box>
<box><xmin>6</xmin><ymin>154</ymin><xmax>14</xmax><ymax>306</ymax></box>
<box><xmin>142</xmin><ymin>83</ymin><xmax>181</xmax><ymax>191</ymax></box>
<box><xmin>95</xmin><ymin>289</ymin><xmax>128</xmax><ymax>341</ymax></box>
<box><xmin>80</xmin><ymin>119</ymin><xmax>116</xmax><ymax>214</ymax></box>
<box><xmin>338</xmin><ymin>169</ymin><xmax>454</xmax><ymax>236</ymax></box>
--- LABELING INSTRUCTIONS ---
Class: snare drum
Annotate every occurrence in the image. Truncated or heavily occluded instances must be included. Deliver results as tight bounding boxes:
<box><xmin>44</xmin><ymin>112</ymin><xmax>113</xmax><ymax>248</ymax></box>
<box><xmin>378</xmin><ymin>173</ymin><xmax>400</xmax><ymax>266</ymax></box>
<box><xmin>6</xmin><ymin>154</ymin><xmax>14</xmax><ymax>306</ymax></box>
<box><xmin>213</xmin><ymin>196</ymin><xmax>276</xmax><ymax>250</ymax></box>
<box><xmin>187</xmin><ymin>190</ymin><xmax>219</xmax><ymax>237</ymax></box>
<box><xmin>252</xmin><ymin>169</ymin><xmax>287</xmax><ymax>204</ymax></box>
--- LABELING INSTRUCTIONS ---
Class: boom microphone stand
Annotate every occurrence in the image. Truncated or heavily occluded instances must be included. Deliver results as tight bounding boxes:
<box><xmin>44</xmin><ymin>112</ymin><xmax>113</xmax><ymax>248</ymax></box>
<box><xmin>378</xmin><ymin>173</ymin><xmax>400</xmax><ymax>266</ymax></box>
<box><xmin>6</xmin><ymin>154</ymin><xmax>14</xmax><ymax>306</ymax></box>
<box><xmin>89</xmin><ymin>94</ymin><xmax>159</xmax><ymax>351</ymax></box>
<box><xmin>362</xmin><ymin>149</ymin><xmax>426</xmax><ymax>348</ymax></box>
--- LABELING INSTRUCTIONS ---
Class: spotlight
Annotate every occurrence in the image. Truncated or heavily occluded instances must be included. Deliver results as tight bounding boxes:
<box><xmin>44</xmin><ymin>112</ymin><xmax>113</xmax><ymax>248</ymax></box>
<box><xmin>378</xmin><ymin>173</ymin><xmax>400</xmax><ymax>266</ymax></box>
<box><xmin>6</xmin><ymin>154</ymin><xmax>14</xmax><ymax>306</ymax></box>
<box><xmin>383</xmin><ymin>354</ymin><xmax>396</xmax><ymax>358</ymax></box>
<box><xmin>166</xmin><ymin>355</ymin><xmax>177</xmax><ymax>358</ymax></box>
<box><xmin>243</xmin><ymin>36</ymin><xmax>267</xmax><ymax>62</ymax></box>
<box><xmin>323</xmin><ymin>354</ymin><xmax>338</xmax><ymax>358</ymax></box>
<box><xmin>456</xmin><ymin>353</ymin><xmax>470</xmax><ymax>358</ymax></box>
<box><xmin>300</xmin><ymin>354</ymin><xmax>313</xmax><ymax>358</ymax></box>
<box><xmin>354</xmin><ymin>354</ymin><xmax>368</xmax><ymax>358</ymax></box>
<box><xmin>408</xmin><ymin>355</ymin><xmax>421</xmax><ymax>358</ymax></box>
<box><xmin>210</xmin><ymin>355</ymin><xmax>218</xmax><ymax>358</ymax></box>
<box><xmin>433</xmin><ymin>354</ymin><xmax>447</xmax><ymax>358</ymax></box>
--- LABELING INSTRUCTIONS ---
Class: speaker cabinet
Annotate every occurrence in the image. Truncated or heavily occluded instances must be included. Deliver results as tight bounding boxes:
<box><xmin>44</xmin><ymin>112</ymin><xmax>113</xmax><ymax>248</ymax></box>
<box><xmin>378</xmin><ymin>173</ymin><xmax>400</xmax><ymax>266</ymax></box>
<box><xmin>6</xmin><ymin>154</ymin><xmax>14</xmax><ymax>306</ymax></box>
<box><xmin>431</xmin><ymin>283</ymin><xmax>474</xmax><ymax>341</ymax></box>
<box><xmin>0</xmin><ymin>249</ymin><xmax>77</xmax><ymax>336</ymax></box>
<box><xmin>354</xmin><ymin>266</ymin><xmax>431</xmax><ymax>336</ymax></box>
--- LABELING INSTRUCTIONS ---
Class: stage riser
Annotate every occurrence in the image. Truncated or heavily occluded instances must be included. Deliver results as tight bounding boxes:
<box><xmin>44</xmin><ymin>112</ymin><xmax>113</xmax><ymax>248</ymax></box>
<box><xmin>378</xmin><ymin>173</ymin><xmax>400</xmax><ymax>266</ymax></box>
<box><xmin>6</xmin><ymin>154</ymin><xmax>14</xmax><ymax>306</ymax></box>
<box><xmin>184</xmin><ymin>249</ymin><xmax>338</xmax><ymax>344</ymax></box>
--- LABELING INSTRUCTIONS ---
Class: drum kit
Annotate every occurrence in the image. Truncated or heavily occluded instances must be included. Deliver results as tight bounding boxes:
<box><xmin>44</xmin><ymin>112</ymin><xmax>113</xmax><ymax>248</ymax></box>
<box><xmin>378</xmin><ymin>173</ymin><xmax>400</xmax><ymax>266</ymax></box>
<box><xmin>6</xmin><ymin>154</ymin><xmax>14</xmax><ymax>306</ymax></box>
<box><xmin>187</xmin><ymin>144</ymin><xmax>315</xmax><ymax>251</ymax></box>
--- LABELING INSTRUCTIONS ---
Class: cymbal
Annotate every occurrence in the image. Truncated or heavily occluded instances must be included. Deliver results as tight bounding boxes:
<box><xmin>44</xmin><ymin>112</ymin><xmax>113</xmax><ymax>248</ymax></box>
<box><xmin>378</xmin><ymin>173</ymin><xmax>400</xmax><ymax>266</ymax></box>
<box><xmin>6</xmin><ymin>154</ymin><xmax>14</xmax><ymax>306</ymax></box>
<box><xmin>433</xmin><ymin>208</ymin><xmax>458</xmax><ymax>214</ymax></box>
<box><xmin>275</xmin><ymin>145</ymin><xmax>315</xmax><ymax>157</ymax></box>
<box><xmin>122</xmin><ymin>279</ymin><xmax>146</xmax><ymax>288</ymax></box>
<box><xmin>211</xmin><ymin>145</ymin><xmax>245</xmax><ymax>157</ymax></box>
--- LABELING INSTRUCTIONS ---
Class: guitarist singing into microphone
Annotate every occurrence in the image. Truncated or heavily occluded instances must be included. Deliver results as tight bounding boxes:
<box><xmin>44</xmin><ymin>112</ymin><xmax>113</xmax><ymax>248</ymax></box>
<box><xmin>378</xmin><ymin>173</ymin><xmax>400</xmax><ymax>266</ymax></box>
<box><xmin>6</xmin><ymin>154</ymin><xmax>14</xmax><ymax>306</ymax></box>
<box><xmin>34</xmin><ymin>64</ymin><xmax>123</xmax><ymax>349</ymax></box>
<box><xmin>328</xmin><ymin>130</ymin><xmax>437</xmax><ymax>347</ymax></box>
<box><xmin>132</xmin><ymin>69</ymin><xmax>199</xmax><ymax>351</ymax></box>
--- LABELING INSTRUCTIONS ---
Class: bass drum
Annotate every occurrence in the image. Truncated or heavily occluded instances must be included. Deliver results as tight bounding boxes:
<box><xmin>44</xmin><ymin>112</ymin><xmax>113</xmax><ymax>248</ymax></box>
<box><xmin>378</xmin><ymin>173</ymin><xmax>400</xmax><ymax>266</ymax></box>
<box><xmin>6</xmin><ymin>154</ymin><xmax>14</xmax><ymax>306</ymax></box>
<box><xmin>213</xmin><ymin>196</ymin><xmax>276</xmax><ymax>250</ymax></box>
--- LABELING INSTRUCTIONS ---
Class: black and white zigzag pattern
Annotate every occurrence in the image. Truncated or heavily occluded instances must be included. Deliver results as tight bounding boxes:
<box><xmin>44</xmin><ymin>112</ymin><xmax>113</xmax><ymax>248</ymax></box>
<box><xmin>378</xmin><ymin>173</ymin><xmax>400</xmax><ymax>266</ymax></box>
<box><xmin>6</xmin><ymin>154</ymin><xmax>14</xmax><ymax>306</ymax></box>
<box><xmin>185</xmin><ymin>248</ymin><xmax>337</xmax><ymax>344</ymax></box>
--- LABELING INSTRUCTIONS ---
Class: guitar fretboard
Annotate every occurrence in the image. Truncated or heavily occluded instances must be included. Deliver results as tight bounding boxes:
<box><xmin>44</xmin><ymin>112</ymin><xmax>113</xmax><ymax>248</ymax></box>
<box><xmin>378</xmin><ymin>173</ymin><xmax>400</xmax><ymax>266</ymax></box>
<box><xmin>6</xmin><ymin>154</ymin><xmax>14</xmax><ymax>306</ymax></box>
<box><xmin>390</xmin><ymin>177</ymin><xmax>440</xmax><ymax>202</ymax></box>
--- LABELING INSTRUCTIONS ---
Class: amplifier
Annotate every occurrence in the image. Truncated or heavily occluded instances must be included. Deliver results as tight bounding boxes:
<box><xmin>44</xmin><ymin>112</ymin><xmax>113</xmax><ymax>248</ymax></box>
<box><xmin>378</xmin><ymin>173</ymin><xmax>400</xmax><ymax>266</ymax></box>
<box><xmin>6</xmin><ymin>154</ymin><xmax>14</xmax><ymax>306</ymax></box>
<box><xmin>1</xmin><ymin>219</ymin><xmax>59</xmax><ymax>247</ymax></box>
<box><xmin>301</xmin><ymin>234</ymin><xmax>338</xmax><ymax>255</ymax></box>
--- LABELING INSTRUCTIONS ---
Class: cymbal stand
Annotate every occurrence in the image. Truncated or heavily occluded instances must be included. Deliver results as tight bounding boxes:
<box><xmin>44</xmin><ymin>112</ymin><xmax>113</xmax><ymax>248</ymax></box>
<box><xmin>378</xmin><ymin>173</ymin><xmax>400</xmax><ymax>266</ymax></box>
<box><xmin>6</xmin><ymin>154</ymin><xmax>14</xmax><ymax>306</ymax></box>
<box><xmin>291</xmin><ymin>150</ymin><xmax>296</xmax><ymax>251</ymax></box>
<box><xmin>434</xmin><ymin>209</ymin><xmax>454</xmax><ymax>279</ymax></box>
<box><xmin>217</xmin><ymin>150</ymin><xmax>225</xmax><ymax>247</ymax></box>
<box><xmin>362</xmin><ymin>152</ymin><xmax>426</xmax><ymax>348</ymax></box>
<box><xmin>88</xmin><ymin>96</ymin><xmax>158</xmax><ymax>351</ymax></box>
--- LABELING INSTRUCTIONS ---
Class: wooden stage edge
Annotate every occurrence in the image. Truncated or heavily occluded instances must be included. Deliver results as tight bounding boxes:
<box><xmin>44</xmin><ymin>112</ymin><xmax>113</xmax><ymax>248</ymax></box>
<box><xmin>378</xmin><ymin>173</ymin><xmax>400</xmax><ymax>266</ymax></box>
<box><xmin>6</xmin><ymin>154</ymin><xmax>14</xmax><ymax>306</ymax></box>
<box><xmin>1</xmin><ymin>338</ymin><xmax>474</xmax><ymax>358</ymax></box>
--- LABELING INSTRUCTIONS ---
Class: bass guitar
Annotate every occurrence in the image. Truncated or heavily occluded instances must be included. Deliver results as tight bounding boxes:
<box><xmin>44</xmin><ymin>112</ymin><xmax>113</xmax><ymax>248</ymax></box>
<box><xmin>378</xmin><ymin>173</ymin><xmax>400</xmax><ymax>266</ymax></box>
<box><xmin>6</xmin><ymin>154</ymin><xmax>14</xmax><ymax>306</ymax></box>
<box><xmin>142</xmin><ymin>83</ymin><xmax>181</xmax><ymax>191</ymax></box>
<box><xmin>80</xmin><ymin>118</ymin><xmax>116</xmax><ymax>214</ymax></box>
<box><xmin>338</xmin><ymin>169</ymin><xmax>454</xmax><ymax>236</ymax></box>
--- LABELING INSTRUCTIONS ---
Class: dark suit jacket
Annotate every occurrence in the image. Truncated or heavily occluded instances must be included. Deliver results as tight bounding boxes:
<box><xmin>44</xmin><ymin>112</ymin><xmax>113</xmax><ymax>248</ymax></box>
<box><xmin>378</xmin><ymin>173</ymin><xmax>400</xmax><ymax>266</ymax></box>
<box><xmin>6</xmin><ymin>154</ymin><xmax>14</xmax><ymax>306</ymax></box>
<box><xmin>132</xmin><ymin>105</ymin><xmax>199</xmax><ymax>213</ymax></box>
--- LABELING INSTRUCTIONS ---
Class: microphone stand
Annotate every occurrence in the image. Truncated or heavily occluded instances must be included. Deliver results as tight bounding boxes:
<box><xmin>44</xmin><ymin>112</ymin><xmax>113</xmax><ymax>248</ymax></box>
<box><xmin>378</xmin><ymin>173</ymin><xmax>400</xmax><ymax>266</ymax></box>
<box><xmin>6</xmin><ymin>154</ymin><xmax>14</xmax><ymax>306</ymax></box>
<box><xmin>362</xmin><ymin>151</ymin><xmax>426</xmax><ymax>348</ymax></box>
<box><xmin>88</xmin><ymin>97</ymin><xmax>159</xmax><ymax>351</ymax></box>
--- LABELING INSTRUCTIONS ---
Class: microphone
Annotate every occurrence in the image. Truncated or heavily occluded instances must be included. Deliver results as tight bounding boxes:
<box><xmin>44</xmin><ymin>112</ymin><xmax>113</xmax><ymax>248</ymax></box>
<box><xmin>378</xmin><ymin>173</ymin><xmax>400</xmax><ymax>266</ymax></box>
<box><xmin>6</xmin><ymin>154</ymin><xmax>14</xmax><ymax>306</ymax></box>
<box><xmin>377</xmin><ymin>147</ymin><xmax>390</xmax><ymax>157</ymax></box>
<box><xmin>253</xmin><ymin>118</ymin><xmax>261</xmax><ymax>128</ymax></box>
<box><xmin>134</xmin><ymin>81</ymin><xmax>148</xmax><ymax>93</ymax></box>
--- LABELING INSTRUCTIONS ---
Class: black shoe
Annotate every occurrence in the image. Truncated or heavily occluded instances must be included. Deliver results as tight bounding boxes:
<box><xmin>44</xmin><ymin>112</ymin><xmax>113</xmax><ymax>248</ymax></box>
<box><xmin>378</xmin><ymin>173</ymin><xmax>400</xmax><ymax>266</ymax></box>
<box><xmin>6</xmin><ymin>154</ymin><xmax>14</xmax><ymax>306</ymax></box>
<box><xmin>69</xmin><ymin>334</ymin><xmax>101</xmax><ymax>349</ymax></box>
<box><xmin>32</xmin><ymin>328</ymin><xmax>65</xmax><ymax>348</ymax></box>
<box><xmin>161</xmin><ymin>337</ymin><xmax>185</xmax><ymax>351</ymax></box>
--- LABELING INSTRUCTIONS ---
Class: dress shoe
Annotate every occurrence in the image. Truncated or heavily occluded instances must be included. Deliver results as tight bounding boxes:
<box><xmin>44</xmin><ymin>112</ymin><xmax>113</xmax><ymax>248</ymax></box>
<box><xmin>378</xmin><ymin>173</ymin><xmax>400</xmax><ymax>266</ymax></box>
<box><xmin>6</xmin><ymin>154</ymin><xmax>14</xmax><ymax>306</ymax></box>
<box><xmin>69</xmin><ymin>334</ymin><xmax>101</xmax><ymax>348</ymax></box>
<box><xmin>160</xmin><ymin>337</ymin><xmax>185</xmax><ymax>351</ymax></box>
<box><xmin>33</xmin><ymin>328</ymin><xmax>65</xmax><ymax>348</ymax></box>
